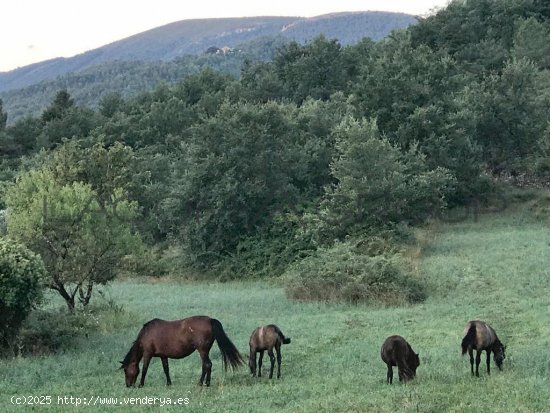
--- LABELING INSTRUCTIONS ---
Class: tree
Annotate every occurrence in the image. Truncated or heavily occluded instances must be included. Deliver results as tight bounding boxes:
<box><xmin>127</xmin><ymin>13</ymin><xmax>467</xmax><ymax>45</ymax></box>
<box><xmin>41</xmin><ymin>90</ymin><xmax>74</xmax><ymax>123</ymax></box>
<box><xmin>512</xmin><ymin>18</ymin><xmax>550</xmax><ymax>70</ymax></box>
<box><xmin>274</xmin><ymin>36</ymin><xmax>348</xmax><ymax>103</ymax></box>
<box><xmin>99</xmin><ymin>92</ymin><xmax>125</xmax><ymax>118</ymax></box>
<box><xmin>5</xmin><ymin>144</ymin><xmax>142</xmax><ymax>311</ymax></box>
<box><xmin>0</xmin><ymin>238</ymin><xmax>45</xmax><ymax>350</ymax></box>
<box><xmin>0</xmin><ymin>99</ymin><xmax>7</xmax><ymax>130</ymax></box>
<box><xmin>464</xmin><ymin>58</ymin><xmax>550</xmax><ymax>171</ymax></box>
<box><xmin>317</xmin><ymin>117</ymin><xmax>453</xmax><ymax>240</ymax></box>
<box><xmin>170</xmin><ymin>101</ymin><xmax>304</xmax><ymax>267</ymax></box>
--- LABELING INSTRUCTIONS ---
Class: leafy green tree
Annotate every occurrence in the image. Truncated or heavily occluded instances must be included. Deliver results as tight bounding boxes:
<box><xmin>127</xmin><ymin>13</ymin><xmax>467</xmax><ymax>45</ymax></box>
<box><xmin>317</xmin><ymin>117</ymin><xmax>453</xmax><ymax>241</ymax></box>
<box><xmin>512</xmin><ymin>18</ymin><xmax>550</xmax><ymax>70</ymax></box>
<box><xmin>99</xmin><ymin>92</ymin><xmax>125</xmax><ymax>118</ymax></box>
<box><xmin>274</xmin><ymin>36</ymin><xmax>348</xmax><ymax>103</ymax></box>
<box><xmin>240</xmin><ymin>60</ymin><xmax>285</xmax><ymax>103</ymax></box>
<box><xmin>293</xmin><ymin>95</ymin><xmax>357</xmax><ymax>195</ymax></box>
<box><xmin>0</xmin><ymin>238</ymin><xmax>45</xmax><ymax>350</ymax></box>
<box><xmin>170</xmin><ymin>101</ymin><xmax>304</xmax><ymax>267</ymax></box>
<box><xmin>5</xmin><ymin>146</ymin><xmax>142</xmax><ymax>311</ymax></box>
<box><xmin>0</xmin><ymin>99</ymin><xmax>7</xmax><ymax>130</ymax></box>
<box><xmin>354</xmin><ymin>32</ymin><xmax>466</xmax><ymax>141</ymax></box>
<box><xmin>4</xmin><ymin>116</ymin><xmax>42</xmax><ymax>155</ymax></box>
<box><xmin>41</xmin><ymin>90</ymin><xmax>74</xmax><ymax>123</ymax></box>
<box><xmin>463</xmin><ymin>58</ymin><xmax>550</xmax><ymax>171</ymax></box>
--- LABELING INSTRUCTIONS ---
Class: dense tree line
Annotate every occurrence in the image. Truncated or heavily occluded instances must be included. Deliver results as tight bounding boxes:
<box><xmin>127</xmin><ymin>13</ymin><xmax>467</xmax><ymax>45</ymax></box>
<box><xmin>1</xmin><ymin>0</ymin><xmax>550</xmax><ymax>319</ymax></box>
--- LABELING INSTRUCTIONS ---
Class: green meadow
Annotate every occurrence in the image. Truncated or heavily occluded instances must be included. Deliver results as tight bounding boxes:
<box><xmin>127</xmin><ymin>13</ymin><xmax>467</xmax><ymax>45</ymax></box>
<box><xmin>1</xmin><ymin>205</ymin><xmax>549</xmax><ymax>413</ymax></box>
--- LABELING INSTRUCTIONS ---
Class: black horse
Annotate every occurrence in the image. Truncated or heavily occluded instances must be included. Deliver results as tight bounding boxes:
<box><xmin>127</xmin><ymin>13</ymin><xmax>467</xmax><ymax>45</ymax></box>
<box><xmin>461</xmin><ymin>320</ymin><xmax>506</xmax><ymax>377</ymax></box>
<box><xmin>120</xmin><ymin>316</ymin><xmax>243</xmax><ymax>387</ymax></box>
<box><xmin>381</xmin><ymin>335</ymin><xmax>420</xmax><ymax>384</ymax></box>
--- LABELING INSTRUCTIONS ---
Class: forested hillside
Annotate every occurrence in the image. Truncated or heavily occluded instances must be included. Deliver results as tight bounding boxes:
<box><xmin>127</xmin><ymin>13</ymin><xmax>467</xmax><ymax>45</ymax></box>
<box><xmin>1</xmin><ymin>0</ymin><xmax>550</xmax><ymax>348</ymax></box>
<box><xmin>0</xmin><ymin>11</ymin><xmax>415</xmax><ymax>93</ymax></box>
<box><xmin>0</xmin><ymin>37</ymin><xmax>287</xmax><ymax>122</ymax></box>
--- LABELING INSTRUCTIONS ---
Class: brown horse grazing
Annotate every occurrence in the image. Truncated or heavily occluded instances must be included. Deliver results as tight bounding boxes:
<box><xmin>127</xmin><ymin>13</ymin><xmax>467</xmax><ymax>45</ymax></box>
<box><xmin>381</xmin><ymin>335</ymin><xmax>420</xmax><ymax>384</ymax></box>
<box><xmin>249</xmin><ymin>325</ymin><xmax>291</xmax><ymax>379</ymax></box>
<box><xmin>120</xmin><ymin>316</ymin><xmax>243</xmax><ymax>387</ymax></box>
<box><xmin>461</xmin><ymin>320</ymin><xmax>506</xmax><ymax>377</ymax></box>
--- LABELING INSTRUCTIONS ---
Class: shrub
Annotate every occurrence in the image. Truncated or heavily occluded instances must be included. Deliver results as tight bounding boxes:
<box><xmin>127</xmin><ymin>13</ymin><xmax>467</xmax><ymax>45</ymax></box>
<box><xmin>0</xmin><ymin>238</ymin><xmax>45</xmax><ymax>352</ymax></box>
<box><xmin>283</xmin><ymin>240</ymin><xmax>425</xmax><ymax>305</ymax></box>
<box><xmin>215</xmin><ymin>212</ymin><xmax>316</xmax><ymax>279</ymax></box>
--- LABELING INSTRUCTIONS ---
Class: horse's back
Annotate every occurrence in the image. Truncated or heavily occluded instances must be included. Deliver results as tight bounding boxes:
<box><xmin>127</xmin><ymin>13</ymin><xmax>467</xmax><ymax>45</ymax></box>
<box><xmin>381</xmin><ymin>335</ymin><xmax>409</xmax><ymax>365</ymax></box>
<box><xmin>464</xmin><ymin>320</ymin><xmax>497</xmax><ymax>349</ymax></box>
<box><xmin>250</xmin><ymin>325</ymin><xmax>282</xmax><ymax>350</ymax></box>
<box><xmin>140</xmin><ymin>316</ymin><xmax>215</xmax><ymax>358</ymax></box>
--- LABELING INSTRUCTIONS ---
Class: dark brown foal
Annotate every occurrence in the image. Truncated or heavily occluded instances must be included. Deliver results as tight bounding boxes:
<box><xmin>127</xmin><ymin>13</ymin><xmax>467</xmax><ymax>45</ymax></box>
<box><xmin>249</xmin><ymin>324</ymin><xmax>291</xmax><ymax>379</ymax></box>
<box><xmin>381</xmin><ymin>335</ymin><xmax>420</xmax><ymax>384</ymax></box>
<box><xmin>461</xmin><ymin>320</ymin><xmax>506</xmax><ymax>377</ymax></box>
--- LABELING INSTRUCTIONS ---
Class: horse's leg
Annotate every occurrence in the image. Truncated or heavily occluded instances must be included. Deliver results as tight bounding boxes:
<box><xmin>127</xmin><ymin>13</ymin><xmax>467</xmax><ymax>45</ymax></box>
<box><xmin>275</xmin><ymin>344</ymin><xmax>282</xmax><ymax>379</ymax></box>
<box><xmin>139</xmin><ymin>353</ymin><xmax>152</xmax><ymax>387</ymax></box>
<box><xmin>386</xmin><ymin>364</ymin><xmax>393</xmax><ymax>384</ymax></box>
<box><xmin>161</xmin><ymin>357</ymin><xmax>171</xmax><ymax>386</ymax></box>
<box><xmin>486</xmin><ymin>349</ymin><xmax>491</xmax><ymax>375</ymax></box>
<box><xmin>267</xmin><ymin>348</ymin><xmax>276</xmax><ymax>379</ymax></box>
<box><xmin>205</xmin><ymin>353</ymin><xmax>212</xmax><ymax>387</ymax></box>
<box><xmin>198</xmin><ymin>351</ymin><xmax>207</xmax><ymax>385</ymax></box>
<box><xmin>198</xmin><ymin>349</ymin><xmax>212</xmax><ymax>386</ymax></box>
<box><xmin>468</xmin><ymin>348</ymin><xmax>474</xmax><ymax>376</ymax></box>
<box><xmin>258</xmin><ymin>350</ymin><xmax>264</xmax><ymax>377</ymax></box>
<box><xmin>475</xmin><ymin>350</ymin><xmax>482</xmax><ymax>377</ymax></box>
<box><xmin>249</xmin><ymin>347</ymin><xmax>257</xmax><ymax>377</ymax></box>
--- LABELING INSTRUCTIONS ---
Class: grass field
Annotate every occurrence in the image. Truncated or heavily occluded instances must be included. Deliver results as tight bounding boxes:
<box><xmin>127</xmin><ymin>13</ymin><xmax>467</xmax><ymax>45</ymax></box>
<box><xmin>1</xmin><ymin>205</ymin><xmax>549</xmax><ymax>412</ymax></box>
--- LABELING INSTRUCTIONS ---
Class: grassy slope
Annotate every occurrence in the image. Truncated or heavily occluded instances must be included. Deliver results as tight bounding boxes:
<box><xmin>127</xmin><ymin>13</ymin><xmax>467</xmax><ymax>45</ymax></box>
<box><xmin>1</xmin><ymin>206</ymin><xmax>549</xmax><ymax>412</ymax></box>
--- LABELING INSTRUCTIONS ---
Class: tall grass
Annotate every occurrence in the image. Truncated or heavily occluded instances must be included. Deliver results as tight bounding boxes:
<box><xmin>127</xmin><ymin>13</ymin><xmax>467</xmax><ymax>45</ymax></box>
<box><xmin>1</xmin><ymin>206</ymin><xmax>549</xmax><ymax>412</ymax></box>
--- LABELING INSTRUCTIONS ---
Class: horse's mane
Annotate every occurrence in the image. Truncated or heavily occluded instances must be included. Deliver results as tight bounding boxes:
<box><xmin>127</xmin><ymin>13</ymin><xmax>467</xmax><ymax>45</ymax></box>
<box><xmin>120</xmin><ymin>319</ymin><xmax>160</xmax><ymax>367</ymax></box>
<box><xmin>121</xmin><ymin>340</ymin><xmax>140</xmax><ymax>367</ymax></box>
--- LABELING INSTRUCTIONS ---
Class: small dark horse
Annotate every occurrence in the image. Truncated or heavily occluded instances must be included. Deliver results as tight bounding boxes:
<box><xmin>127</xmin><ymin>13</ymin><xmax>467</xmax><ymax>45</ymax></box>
<box><xmin>249</xmin><ymin>324</ymin><xmax>291</xmax><ymax>379</ymax></box>
<box><xmin>461</xmin><ymin>320</ymin><xmax>506</xmax><ymax>377</ymax></box>
<box><xmin>120</xmin><ymin>316</ymin><xmax>243</xmax><ymax>387</ymax></box>
<box><xmin>381</xmin><ymin>335</ymin><xmax>420</xmax><ymax>384</ymax></box>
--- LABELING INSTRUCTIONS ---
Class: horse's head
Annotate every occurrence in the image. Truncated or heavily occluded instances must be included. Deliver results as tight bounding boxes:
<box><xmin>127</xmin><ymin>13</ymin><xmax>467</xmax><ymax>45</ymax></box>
<box><xmin>494</xmin><ymin>342</ymin><xmax>506</xmax><ymax>370</ymax></box>
<box><xmin>402</xmin><ymin>351</ymin><xmax>420</xmax><ymax>380</ymax></box>
<box><xmin>120</xmin><ymin>361</ymin><xmax>140</xmax><ymax>387</ymax></box>
<box><xmin>410</xmin><ymin>352</ymin><xmax>420</xmax><ymax>376</ymax></box>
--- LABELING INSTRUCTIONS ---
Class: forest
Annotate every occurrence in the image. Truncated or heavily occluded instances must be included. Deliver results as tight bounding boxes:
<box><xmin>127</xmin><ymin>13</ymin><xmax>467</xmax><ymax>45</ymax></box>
<box><xmin>2</xmin><ymin>0</ymin><xmax>550</xmax><ymax>354</ymax></box>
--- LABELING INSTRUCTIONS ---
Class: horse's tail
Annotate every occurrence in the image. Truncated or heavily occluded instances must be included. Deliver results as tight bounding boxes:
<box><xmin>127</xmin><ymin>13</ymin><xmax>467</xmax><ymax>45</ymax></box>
<box><xmin>461</xmin><ymin>323</ymin><xmax>477</xmax><ymax>355</ymax></box>
<box><xmin>274</xmin><ymin>326</ymin><xmax>291</xmax><ymax>345</ymax></box>
<box><xmin>211</xmin><ymin>318</ymin><xmax>244</xmax><ymax>371</ymax></box>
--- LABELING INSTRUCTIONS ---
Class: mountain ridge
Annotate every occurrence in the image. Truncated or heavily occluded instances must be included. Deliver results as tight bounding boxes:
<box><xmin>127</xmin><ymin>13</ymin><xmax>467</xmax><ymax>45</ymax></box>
<box><xmin>0</xmin><ymin>12</ymin><xmax>415</xmax><ymax>92</ymax></box>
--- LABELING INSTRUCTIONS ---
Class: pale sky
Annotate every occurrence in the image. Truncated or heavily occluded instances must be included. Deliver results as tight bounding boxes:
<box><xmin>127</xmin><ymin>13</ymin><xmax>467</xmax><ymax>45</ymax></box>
<box><xmin>0</xmin><ymin>0</ymin><xmax>449</xmax><ymax>72</ymax></box>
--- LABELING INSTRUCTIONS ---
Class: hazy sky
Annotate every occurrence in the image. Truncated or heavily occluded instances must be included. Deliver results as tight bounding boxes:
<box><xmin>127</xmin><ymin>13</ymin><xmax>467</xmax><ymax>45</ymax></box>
<box><xmin>0</xmin><ymin>0</ymin><xmax>449</xmax><ymax>72</ymax></box>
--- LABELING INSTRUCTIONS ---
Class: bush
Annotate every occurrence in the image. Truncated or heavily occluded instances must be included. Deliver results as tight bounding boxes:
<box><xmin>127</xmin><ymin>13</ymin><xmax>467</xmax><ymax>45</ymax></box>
<box><xmin>17</xmin><ymin>308</ymin><xmax>98</xmax><ymax>355</ymax></box>
<box><xmin>0</xmin><ymin>238</ymin><xmax>45</xmax><ymax>352</ymax></box>
<box><xmin>529</xmin><ymin>193</ymin><xmax>550</xmax><ymax>220</ymax></box>
<box><xmin>215</xmin><ymin>212</ymin><xmax>316</xmax><ymax>279</ymax></box>
<box><xmin>17</xmin><ymin>296</ymin><xmax>132</xmax><ymax>356</ymax></box>
<box><xmin>283</xmin><ymin>239</ymin><xmax>425</xmax><ymax>305</ymax></box>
